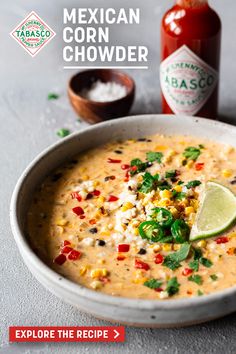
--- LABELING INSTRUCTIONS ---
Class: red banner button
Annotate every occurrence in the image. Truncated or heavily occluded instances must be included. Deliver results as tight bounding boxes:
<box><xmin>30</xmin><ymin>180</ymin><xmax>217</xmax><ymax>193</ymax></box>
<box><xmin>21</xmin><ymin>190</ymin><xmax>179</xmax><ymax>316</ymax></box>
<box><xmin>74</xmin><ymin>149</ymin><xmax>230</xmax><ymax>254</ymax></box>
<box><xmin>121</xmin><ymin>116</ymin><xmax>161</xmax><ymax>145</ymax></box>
<box><xmin>9</xmin><ymin>326</ymin><xmax>125</xmax><ymax>342</ymax></box>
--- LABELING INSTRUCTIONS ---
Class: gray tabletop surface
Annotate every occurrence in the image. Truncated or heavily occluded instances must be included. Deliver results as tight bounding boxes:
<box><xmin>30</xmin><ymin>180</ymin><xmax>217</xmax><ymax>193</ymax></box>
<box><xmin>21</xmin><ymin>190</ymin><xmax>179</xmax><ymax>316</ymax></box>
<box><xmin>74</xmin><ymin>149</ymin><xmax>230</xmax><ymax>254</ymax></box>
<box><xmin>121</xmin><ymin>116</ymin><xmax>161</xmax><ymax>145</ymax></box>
<box><xmin>1</xmin><ymin>0</ymin><xmax>236</xmax><ymax>353</ymax></box>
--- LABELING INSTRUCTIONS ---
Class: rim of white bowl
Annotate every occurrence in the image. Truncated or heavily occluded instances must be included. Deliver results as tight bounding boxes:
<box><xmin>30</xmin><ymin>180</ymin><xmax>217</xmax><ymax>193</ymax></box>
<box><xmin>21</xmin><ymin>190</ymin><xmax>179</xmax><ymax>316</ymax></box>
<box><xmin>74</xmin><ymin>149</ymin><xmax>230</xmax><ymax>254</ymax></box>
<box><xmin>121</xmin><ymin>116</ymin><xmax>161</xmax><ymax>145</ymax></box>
<box><xmin>10</xmin><ymin>114</ymin><xmax>236</xmax><ymax>311</ymax></box>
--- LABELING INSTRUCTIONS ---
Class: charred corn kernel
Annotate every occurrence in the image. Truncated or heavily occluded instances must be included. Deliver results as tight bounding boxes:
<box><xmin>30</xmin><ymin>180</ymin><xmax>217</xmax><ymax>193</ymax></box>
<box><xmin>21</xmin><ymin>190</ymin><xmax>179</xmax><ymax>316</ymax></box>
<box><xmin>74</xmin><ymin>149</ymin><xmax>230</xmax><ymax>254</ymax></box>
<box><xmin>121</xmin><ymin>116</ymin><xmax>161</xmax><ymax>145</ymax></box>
<box><xmin>222</xmin><ymin>169</ymin><xmax>233</xmax><ymax>178</ymax></box>
<box><xmin>187</xmin><ymin>160</ymin><xmax>194</xmax><ymax>169</ymax></box>
<box><xmin>185</xmin><ymin>206</ymin><xmax>195</xmax><ymax>216</ymax></box>
<box><xmin>134</xmin><ymin>228</ymin><xmax>139</xmax><ymax>236</ymax></box>
<box><xmin>90</xmin><ymin>280</ymin><xmax>103</xmax><ymax>290</ymax></box>
<box><xmin>174</xmin><ymin>185</ymin><xmax>182</xmax><ymax>193</ymax></box>
<box><xmin>56</xmin><ymin>219</ymin><xmax>68</xmax><ymax>226</ymax></box>
<box><xmin>170</xmin><ymin>207</ymin><xmax>179</xmax><ymax>218</ymax></box>
<box><xmin>153</xmin><ymin>244</ymin><xmax>162</xmax><ymax>252</ymax></box>
<box><xmin>181</xmin><ymin>199</ymin><xmax>189</xmax><ymax>207</ymax></box>
<box><xmin>121</xmin><ymin>202</ymin><xmax>134</xmax><ymax>212</ymax></box>
<box><xmin>197</xmin><ymin>240</ymin><xmax>207</xmax><ymax>248</ymax></box>
<box><xmin>227</xmin><ymin>247</ymin><xmax>236</xmax><ymax>255</ymax></box>
<box><xmin>90</xmin><ymin>268</ymin><xmax>108</xmax><ymax>278</ymax></box>
<box><xmin>163</xmin><ymin>244</ymin><xmax>172</xmax><ymax>252</ymax></box>
<box><xmin>93</xmin><ymin>181</ymin><xmax>99</xmax><ymax>187</ymax></box>
<box><xmin>98</xmin><ymin>259</ymin><xmax>106</xmax><ymax>265</ymax></box>
<box><xmin>82</xmin><ymin>175</ymin><xmax>89</xmax><ymax>181</ymax></box>
<box><xmin>94</xmin><ymin>211</ymin><xmax>102</xmax><ymax>219</ymax></box>
<box><xmin>79</xmin><ymin>266</ymin><xmax>88</xmax><ymax>276</ymax></box>
<box><xmin>190</xmin><ymin>199</ymin><xmax>199</xmax><ymax>211</ymax></box>
<box><xmin>173</xmin><ymin>244</ymin><xmax>181</xmax><ymax>251</ymax></box>
<box><xmin>160</xmin><ymin>190</ymin><xmax>172</xmax><ymax>199</ymax></box>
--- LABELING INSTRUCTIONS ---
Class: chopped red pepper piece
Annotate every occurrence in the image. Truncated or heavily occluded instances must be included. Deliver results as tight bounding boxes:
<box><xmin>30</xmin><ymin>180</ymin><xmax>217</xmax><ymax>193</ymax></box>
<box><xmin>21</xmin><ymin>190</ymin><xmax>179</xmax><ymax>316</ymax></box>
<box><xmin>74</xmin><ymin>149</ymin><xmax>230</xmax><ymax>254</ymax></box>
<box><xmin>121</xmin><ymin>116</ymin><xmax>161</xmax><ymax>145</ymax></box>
<box><xmin>117</xmin><ymin>244</ymin><xmax>130</xmax><ymax>252</ymax></box>
<box><xmin>92</xmin><ymin>190</ymin><xmax>101</xmax><ymax>197</ymax></box>
<box><xmin>195</xmin><ymin>163</ymin><xmax>205</xmax><ymax>171</ymax></box>
<box><xmin>54</xmin><ymin>254</ymin><xmax>66</xmax><ymax>265</ymax></box>
<box><xmin>80</xmin><ymin>215</ymin><xmax>86</xmax><ymax>219</ymax></box>
<box><xmin>117</xmin><ymin>255</ymin><xmax>126</xmax><ymax>261</ymax></box>
<box><xmin>68</xmin><ymin>250</ymin><xmax>81</xmax><ymax>261</ymax></box>
<box><xmin>131</xmin><ymin>166</ymin><xmax>138</xmax><ymax>172</ymax></box>
<box><xmin>61</xmin><ymin>246</ymin><xmax>73</xmax><ymax>254</ymax></box>
<box><xmin>89</xmin><ymin>219</ymin><xmax>97</xmax><ymax>225</ymax></box>
<box><xmin>215</xmin><ymin>236</ymin><xmax>229</xmax><ymax>244</ymax></box>
<box><xmin>108</xmin><ymin>195</ymin><xmax>119</xmax><ymax>202</ymax></box>
<box><xmin>63</xmin><ymin>240</ymin><xmax>71</xmax><ymax>246</ymax></box>
<box><xmin>72</xmin><ymin>206</ymin><xmax>84</xmax><ymax>216</ymax></box>
<box><xmin>121</xmin><ymin>164</ymin><xmax>130</xmax><ymax>170</ymax></box>
<box><xmin>154</xmin><ymin>288</ymin><xmax>163</xmax><ymax>292</ymax></box>
<box><xmin>187</xmin><ymin>290</ymin><xmax>193</xmax><ymax>295</ymax></box>
<box><xmin>107</xmin><ymin>158</ymin><xmax>122</xmax><ymax>163</ymax></box>
<box><xmin>135</xmin><ymin>259</ymin><xmax>150</xmax><ymax>271</ymax></box>
<box><xmin>182</xmin><ymin>268</ymin><xmax>193</xmax><ymax>276</ymax></box>
<box><xmin>71</xmin><ymin>192</ymin><xmax>82</xmax><ymax>201</ymax></box>
<box><xmin>154</xmin><ymin>254</ymin><xmax>164</xmax><ymax>264</ymax></box>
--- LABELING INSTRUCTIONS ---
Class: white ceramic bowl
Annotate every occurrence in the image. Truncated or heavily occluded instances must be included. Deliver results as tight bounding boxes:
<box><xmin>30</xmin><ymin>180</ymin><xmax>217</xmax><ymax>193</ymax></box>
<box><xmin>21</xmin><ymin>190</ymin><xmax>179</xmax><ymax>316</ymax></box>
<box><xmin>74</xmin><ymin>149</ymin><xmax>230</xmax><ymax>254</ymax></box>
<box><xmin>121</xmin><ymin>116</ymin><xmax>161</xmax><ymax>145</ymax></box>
<box><xmin>10</xmin><ymin>114</ymin><xmax>236</xmax><ymax>327</ymax></box>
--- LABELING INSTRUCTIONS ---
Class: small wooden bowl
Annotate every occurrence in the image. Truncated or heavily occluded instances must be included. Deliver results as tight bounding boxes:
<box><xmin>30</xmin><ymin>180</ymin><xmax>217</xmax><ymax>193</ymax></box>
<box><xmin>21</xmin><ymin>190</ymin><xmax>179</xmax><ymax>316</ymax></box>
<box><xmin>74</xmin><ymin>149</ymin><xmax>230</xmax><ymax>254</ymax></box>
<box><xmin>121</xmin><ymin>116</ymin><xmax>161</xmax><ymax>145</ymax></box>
<box><xmin>68</xmin><ymin>69</ymin><xmax>135</xmax><ymax>124</ymax></box>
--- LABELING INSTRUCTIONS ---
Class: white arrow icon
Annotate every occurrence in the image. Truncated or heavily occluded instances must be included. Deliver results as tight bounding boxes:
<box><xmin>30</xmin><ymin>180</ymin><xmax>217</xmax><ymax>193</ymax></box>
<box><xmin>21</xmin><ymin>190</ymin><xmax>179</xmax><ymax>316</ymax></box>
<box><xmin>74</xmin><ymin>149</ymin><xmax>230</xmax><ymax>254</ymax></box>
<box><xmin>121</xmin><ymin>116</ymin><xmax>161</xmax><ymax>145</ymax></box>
<box><xmin>114</xmin><ymin>329</ymin><xmax>120</xmax><ymax>339</ymax></box>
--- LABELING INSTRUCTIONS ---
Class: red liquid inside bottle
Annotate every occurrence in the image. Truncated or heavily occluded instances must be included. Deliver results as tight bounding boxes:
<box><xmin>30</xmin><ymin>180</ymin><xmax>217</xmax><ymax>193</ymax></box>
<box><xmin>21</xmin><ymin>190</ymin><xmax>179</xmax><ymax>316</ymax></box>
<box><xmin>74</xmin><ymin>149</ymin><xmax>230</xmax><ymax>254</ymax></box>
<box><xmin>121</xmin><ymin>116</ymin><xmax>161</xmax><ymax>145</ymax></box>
<box><xmin>160</xmin><ymin>0</ymin><xmax>221</xmax><ymax>118</ymax></box>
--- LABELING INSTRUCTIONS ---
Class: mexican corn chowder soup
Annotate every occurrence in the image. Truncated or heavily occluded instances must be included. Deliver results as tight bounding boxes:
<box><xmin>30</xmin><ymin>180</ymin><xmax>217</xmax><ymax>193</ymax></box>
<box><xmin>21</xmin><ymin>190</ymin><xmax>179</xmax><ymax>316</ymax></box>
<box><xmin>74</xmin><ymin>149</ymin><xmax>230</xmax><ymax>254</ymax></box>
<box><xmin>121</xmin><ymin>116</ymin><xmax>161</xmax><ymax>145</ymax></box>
<box><xmin>27</xmin><ymin>135</ymin><xmax>236</xmax><ymax>300</ymax></box>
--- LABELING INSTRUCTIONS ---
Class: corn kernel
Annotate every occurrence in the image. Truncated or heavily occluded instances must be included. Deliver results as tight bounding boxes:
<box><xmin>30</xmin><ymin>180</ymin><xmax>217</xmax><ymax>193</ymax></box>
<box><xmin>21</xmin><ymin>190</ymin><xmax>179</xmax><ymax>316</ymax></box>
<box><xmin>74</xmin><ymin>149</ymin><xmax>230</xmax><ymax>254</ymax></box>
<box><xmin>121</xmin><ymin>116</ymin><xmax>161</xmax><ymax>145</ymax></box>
<box><xmin>98</xmin><ymin>259</ymin><xmax>106</xmax><ymax>265</ymax></box>
<box><xmin>173</xmin><ymin>244</ymin><xmax>181</xmax><ymax>251</ymax></box>
<box><xmin>133</xmin><ymin>277</ymin><xmax>148</xmax><ymax>284</ymax></box>
<box><xmin>158</xmin><ymin>199</ymin><xmax>171</xmax><ymax>207</ymax></box>
<box><xmin>174</xmin><ymin>185</ymin><xmax>182</xmax><ymax>193</ymax></box>
<box><xmin>56</xmin><ymin>219</ymin><xmax>68</xmax><ymax>226</ymax></box>
<box><xmin>187</xmin><ymin>160</ymin><xmax>194</xmax><ymax>169</ymax></box>
<box><xmin>90</xmin><ymin>280</ymin><xmax>103</xmax><ymax>290</ymax></box>
<box><xmin>190</xmin><ymin>199</ymin><xmax>199</xmax><ymax>211</ymax></box>
<box><xmin>197</xmin><ymin>240</ymin><xmax>207</xmax><ymax>248</ymax></box>
<box><xmin>91</xmin><ymin>268</ymin><xmax>108</xmax><ymax>278</ymax></box>
<box><xmin>160</xmin><ymin>190</ymin><xmax>172</xmax><ymax>199</ymax></box>
<box><xmin>79</xmin><ymin>266</ymin><xmax>88</xmax><ymax>276</ymax></box>
<box><xmin>185</xmin><ymin>206</ymin><xmax>195</xmax><ymax>216</ymax></box>
<box><xmin>133</xmin><ymin>228</ymin><xmax>139</xmax><ymax>236</ymax></box>
<box><xmin>222</xmin><ymin>169</ymin><xmax>233</xmax><ymax>178</ymax></box>
<box><xmin>82</xmin><ymin>175</ymin><xmax>89</xmax><ymax>181</ymax></box>
<box><xmin>203</xmin><ymin>251</ymin><xmax>209</xmax><ymax>258</ymax></box>
<box><xmin>153</xmin><ymin>244</ymin><xmax>162</xmax><ymax>252</ymax></box>
<box><xmin>97</xmin><ymin>196</ymin><xmax>106</xmax><ymax>205</ymax></box>
<box><xmin>170</xmin><ymin>207</ymin><xmax>179</xmax><ymax>218</ymax></box>
<box><xmin>163</xmin><ymin>244</ymin><xmax>172</xmax><ymax>252</ymax></box>
<box><xmin>121</xmin><ymin>202</ymin><xmax>134</xmax><ymax>212</ymax></box>
<box><xmin>155</xmin><ymin>145</ymin><xmax>167</xmax><ymax>151</ymax></box>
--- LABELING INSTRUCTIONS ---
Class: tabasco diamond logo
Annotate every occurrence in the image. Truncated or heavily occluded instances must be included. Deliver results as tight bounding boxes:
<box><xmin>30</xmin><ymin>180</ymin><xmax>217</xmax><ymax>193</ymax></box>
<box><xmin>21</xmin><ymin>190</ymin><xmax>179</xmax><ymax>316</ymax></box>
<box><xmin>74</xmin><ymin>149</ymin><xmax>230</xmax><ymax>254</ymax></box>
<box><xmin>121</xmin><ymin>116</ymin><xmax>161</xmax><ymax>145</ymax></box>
<box><xmin>160</xmin><ymin>45</ymin><xmax>218</xmax><ymax>116</ymax></box>
<box><xmin>10</xmin><ymin>11</ymin><xmax>56</xmax><ymax>57</ymax></box>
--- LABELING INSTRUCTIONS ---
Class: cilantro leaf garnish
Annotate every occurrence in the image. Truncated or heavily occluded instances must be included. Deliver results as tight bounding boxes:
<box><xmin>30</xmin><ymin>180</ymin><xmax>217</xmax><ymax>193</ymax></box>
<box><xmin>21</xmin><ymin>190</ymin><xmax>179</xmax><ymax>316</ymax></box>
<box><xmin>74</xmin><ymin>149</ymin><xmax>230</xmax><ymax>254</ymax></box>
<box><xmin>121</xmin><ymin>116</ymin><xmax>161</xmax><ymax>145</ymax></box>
<box><xmin>130</xmin><ymin>158</ymin><xmax>148</xmax><ymax>175</ymax></box>
<box><xmin>143</xmin><ymin>279</ymin><xmax>163</xmax><ymax>290</ymax></box>
<box><xmin>139</xmin><ymin>172</ymin><xmax>159</xmax><ymax>193</ymax></box>
<box><xmin>146</xmin><ymin>151</ymin><xmax>163</xmax><ymax>163</ymax></box>
<box><xmin>185</xmin><ymin>180</ymin><xmax>202</xmax><ymax>189</ymax></box>
<box><xmin>183</xmin><ymin>146</ymin><xmax>202</xmax><ymax>161</ymax></box>
<box><xmin>163</xmin><ymin>244</ymin><xmax>191</xmax><ymax>270</ymax></box>
<box><xmin>166</xmin><ymin>277</ymin><xmax>180</xmax><ymax>296</ymax></box>
<box><xmin>210</xmin><ymin>274</ymin><xmax>218</xmax><ymax>281</ymax></box>
<box><xmin>189</xmin><ymin>260</ymin><xmax>199</xmax><ymax>272</ymax></box>
<box><xmin>172</xmin><ymin>190</ymin><xmax>186</xmax><ymax>200</ymax></box>
<box><xmin>57</xmin><ymin>128</ymin><xmax>70</xmax><ymax>138</ymax></box>
<box><xmin>48</xmin><ymin>92</ymin><xmax>59</xmax><ymax>100</ymax></box>
<box><xmin>165</xmin><ymin>170</ymin><xmax>177</xmax><ymax>178</ymax></box>
<box><xmin>193</xmin><ymin>247</ymin><xmax>203</xmax><ymax>260</ymax></box>
<box><xmin>188</xmin><ymin>274</ymin><xmax>203</xmax><ymax>285</ymax></box>
<box><xmin>197</xmin><ymin>290</ymin><xmax>204</xmax><ymax>296</ymax></box>
<box><xmin>200</xmin><ymin>257</ymin><xmax>213</xmax><ymax>268</ymax></box>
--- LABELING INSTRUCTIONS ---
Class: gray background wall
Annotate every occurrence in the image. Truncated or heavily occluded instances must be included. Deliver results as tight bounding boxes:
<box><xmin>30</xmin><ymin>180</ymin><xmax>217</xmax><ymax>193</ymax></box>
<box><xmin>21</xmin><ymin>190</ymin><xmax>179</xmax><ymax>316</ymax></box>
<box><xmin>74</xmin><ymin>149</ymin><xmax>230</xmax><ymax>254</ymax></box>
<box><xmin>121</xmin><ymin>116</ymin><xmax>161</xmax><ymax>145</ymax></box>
<box><xmin>1</xmin><ymin>1</ymin><xmax>236</xmax><ymax>353</ymax></box>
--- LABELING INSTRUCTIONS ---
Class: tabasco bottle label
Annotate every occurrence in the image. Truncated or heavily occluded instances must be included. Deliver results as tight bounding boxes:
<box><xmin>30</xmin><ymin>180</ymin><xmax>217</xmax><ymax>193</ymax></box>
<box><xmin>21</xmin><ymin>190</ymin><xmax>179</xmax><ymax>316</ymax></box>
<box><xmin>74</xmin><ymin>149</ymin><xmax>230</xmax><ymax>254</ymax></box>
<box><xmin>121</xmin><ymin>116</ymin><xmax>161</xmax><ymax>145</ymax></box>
<box><xmin>160</xmin><ymin>45</ymin><xmax>218</xmax><ymax>116</ymax></box>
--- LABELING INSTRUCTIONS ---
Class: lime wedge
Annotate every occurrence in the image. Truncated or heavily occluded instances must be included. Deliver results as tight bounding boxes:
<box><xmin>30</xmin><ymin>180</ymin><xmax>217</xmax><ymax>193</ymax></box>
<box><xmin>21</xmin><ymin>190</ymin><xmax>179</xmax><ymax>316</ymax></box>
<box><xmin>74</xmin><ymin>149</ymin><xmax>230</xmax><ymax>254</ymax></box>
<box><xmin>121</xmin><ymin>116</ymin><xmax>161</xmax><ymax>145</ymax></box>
<box><xmin>190</xmin><ymin>181</ymin><xmax>236</xmax><ymax>241</ymax></box>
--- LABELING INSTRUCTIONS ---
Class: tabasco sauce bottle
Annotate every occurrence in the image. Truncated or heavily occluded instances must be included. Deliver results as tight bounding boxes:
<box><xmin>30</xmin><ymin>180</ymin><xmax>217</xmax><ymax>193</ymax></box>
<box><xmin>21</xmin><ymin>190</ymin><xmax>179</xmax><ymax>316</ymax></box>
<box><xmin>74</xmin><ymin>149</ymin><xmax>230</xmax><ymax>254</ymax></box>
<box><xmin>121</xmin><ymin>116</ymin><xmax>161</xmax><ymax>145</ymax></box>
<box><xmin>160</xmin><ymin>0</ymin><xmax>221</xmax><ymax>118</ymax></box>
